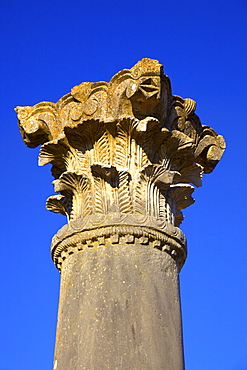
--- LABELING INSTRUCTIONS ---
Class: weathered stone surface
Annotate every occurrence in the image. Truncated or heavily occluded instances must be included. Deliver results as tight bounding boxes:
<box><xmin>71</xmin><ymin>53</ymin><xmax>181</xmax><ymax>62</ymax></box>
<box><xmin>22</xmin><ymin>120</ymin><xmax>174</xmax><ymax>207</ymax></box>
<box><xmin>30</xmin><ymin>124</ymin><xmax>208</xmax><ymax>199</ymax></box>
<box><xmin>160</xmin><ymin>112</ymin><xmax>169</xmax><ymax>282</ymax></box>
<box><xmin>54</xmin><ymin>245</ymin><xmax>184</xmax><ymax>370</ymax></box>
<box><xmin>16</xmin><ymin>59</ymin><xmax>225</xmax><ymax>370</ymax></box>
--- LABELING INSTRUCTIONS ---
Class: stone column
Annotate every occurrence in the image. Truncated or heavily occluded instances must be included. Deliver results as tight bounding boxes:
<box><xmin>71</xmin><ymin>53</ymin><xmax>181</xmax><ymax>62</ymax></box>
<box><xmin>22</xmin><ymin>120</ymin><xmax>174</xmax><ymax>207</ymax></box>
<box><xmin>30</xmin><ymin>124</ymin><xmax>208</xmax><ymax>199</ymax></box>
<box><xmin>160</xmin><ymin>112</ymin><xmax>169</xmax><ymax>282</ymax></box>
<box><xmin>16</xmin><ymin>59</ymin><xmax>225</xmax><ymax>370</ymax></box>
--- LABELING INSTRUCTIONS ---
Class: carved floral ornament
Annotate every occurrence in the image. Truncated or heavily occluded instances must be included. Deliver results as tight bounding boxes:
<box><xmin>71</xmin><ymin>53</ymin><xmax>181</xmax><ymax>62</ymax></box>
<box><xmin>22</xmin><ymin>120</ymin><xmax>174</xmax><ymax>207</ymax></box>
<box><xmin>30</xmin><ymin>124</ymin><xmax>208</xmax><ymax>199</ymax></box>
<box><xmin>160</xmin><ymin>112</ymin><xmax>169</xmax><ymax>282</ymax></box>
<box><xmin>16</xmin><ymin>59</ymin><xmax>225</xmax><ymax>270</ymax></box>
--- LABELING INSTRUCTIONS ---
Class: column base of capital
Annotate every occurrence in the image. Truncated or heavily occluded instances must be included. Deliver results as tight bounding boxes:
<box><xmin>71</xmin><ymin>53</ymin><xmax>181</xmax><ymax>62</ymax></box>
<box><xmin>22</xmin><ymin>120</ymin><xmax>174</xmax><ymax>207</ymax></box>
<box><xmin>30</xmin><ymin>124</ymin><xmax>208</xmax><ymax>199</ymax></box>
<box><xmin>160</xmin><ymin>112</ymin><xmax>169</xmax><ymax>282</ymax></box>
<box><xmin>51</xmin><ymin>214</ymin><xmax>187</xmax><ymax>271</ymax></box>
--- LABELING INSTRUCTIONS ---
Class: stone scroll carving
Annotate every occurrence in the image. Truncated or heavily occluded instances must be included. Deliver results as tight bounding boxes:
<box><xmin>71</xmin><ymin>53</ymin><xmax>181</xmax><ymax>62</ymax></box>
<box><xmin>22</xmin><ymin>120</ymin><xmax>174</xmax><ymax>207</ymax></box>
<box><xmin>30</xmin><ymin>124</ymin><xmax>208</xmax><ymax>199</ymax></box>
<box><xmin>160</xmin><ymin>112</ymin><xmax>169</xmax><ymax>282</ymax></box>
<box><xmin>16</xmin><ymin>59</ymin><xmax>225</xmax><ymax>270</ymax></box>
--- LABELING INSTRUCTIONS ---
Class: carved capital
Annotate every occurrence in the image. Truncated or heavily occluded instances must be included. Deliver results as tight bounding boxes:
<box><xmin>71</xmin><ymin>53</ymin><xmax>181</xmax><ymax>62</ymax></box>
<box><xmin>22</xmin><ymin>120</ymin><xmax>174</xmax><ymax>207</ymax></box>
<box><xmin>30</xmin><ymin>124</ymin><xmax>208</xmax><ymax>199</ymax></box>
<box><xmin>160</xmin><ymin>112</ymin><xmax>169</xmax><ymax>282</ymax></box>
<box><xmin>16</xmin><ymin>59</ymin><xmax>225</xmax><ymax>269</ymax></box>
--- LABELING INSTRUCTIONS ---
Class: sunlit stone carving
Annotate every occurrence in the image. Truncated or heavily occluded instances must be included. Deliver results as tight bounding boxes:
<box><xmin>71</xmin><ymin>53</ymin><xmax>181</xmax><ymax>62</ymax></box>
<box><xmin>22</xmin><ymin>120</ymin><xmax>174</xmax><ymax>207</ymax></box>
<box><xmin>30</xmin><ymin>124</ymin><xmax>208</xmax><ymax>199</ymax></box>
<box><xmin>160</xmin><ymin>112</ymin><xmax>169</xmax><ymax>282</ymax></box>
<box><xmin>16</xmin><ymin>59</ymin><xmax>225</xmax><ymax>270</ymax></box>
<box><xmin>16</xmin><ymin>59</ymin><xmax>225</xmax><ymax>369</ymax></box>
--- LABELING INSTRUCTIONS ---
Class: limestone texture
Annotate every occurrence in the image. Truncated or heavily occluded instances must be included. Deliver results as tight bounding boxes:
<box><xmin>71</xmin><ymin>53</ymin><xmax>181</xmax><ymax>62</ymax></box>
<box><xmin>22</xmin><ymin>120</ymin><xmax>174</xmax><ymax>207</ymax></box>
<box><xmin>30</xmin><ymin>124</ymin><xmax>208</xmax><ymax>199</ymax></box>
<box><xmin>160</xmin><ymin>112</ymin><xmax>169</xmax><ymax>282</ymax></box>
<box><xmin>16</xmin><ymin>59</ymin><xmax>225</xmax><ymax>370</ymax></box>
<box><xmin>54</xmin><ymin>246</ymin><xmax>183</xmax><ymax>369</ymax></box>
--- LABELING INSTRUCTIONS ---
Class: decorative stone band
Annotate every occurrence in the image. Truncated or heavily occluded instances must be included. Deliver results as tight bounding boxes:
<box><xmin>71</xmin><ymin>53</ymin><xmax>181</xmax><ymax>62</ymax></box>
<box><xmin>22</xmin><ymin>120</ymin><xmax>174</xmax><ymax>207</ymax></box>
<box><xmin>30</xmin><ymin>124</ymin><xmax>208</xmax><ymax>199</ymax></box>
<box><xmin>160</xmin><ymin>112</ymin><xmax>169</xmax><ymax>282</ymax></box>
<box><xmin>51</xmin><ymin>213</ymin><xmax>186</xmax><ymax>271</ymax></box>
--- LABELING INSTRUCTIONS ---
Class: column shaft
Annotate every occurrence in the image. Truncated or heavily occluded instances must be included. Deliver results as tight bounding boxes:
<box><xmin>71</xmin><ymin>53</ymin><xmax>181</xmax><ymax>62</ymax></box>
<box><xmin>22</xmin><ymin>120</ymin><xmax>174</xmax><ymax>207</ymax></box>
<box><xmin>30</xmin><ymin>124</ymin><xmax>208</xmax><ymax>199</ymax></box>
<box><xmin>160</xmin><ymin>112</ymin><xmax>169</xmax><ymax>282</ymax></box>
<box><xmin>54</xmin><ymin>244</ymin><xmax>184</xmax><ymax>370</ymax></box>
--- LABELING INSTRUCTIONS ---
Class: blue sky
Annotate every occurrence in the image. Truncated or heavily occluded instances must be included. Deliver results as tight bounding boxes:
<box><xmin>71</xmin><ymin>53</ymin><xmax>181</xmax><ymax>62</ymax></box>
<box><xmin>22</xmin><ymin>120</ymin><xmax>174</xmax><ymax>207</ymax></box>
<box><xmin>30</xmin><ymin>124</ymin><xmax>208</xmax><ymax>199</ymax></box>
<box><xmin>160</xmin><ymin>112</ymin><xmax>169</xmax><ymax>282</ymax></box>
<box><xmin>1</xmin><ymin>0</ymin><xmax>247</xmax><ymax>369</ymax></box>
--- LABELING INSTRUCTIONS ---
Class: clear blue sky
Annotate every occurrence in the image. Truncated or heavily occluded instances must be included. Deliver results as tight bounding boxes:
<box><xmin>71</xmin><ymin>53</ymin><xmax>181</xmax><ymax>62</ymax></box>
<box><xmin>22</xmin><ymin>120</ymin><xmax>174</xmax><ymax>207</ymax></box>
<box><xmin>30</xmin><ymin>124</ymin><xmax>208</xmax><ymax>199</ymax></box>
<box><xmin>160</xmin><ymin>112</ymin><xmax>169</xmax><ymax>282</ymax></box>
<box><xmin>1</xmin><ymin>0</ymin><xmax>247</xmax><ymax>369</ymax></box>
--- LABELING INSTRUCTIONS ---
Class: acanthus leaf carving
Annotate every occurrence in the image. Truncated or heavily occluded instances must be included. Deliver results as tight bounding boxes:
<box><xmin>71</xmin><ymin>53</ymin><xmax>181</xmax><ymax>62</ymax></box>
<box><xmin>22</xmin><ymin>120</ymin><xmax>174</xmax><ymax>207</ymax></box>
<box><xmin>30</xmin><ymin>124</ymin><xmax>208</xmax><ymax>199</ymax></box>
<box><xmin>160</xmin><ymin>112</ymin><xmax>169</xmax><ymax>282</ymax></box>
<box><xmin>194</xmin><ymin>126</ymin><xmax>226</xmax><ymax>173</ymax></box>
<box><xmin>179</xmin><ymin>163</ymin><xmax>203</xmax><ymax>188</ymax></box>
<box><xmin>118</xmin><ymin>171</ymin><xmax>133</xmax><ymax>213</ymax></box>
<box><xmin>38</xmin><ymin>139</ymin><xmax>70</xmax><ymax>167</ymax></box>
<box><xmin>53</xmin><ymin>171</ymin><xmax>92</xmax><ymax>220</ymax></box>
<box><xmin>91</xmin><ymin>163</ymin><xmax>118</xmax><ymax>186</ymax></box>
<box><xmin>167</xmin><ymin>184</ymin><xmax>195</xmax><ymax>226</ymax></box>
<box><xmin>46</xmin><ymin>194</ymin><xmax>72</xmax><ymax>219</ymax></box>
<box><xmin>16</xmin><ymin>58</ymin><xmax>225</xmax><ymax>267</ymax></box>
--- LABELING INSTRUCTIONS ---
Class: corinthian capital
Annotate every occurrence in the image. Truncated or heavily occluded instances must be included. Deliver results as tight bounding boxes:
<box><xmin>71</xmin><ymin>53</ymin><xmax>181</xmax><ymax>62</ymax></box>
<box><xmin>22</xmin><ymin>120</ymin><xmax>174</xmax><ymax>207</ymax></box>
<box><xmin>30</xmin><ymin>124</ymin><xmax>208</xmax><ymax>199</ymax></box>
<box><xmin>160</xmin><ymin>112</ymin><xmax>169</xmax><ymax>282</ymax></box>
<box><xmin>16</xmin><ymin>59</ymin><xmax>225</xmax><ymax>271</ymax></box>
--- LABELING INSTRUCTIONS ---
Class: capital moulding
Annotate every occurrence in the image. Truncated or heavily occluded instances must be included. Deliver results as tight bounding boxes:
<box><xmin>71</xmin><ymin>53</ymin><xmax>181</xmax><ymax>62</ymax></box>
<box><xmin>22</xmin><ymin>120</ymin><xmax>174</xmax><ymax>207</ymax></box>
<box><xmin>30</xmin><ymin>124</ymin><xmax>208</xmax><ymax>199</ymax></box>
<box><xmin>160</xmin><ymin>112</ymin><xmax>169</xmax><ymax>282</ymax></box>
<box><xmin>16</xmin><ymin>59</ymin><xmax>225</xmax><ymax>271</ymax></box>
<box><xmin>50</xmin><ymin>215</ymin><xmax>187</xmax><ymax>270</ymax></box>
